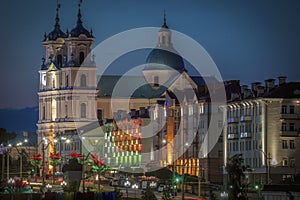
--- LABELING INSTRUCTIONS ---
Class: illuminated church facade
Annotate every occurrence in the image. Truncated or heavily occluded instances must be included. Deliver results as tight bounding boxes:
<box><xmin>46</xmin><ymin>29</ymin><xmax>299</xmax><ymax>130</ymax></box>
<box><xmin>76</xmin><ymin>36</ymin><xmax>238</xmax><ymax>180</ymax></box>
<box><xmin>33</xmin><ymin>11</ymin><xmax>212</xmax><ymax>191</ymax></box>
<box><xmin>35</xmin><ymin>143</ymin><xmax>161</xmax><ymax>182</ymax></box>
<box><xmin>37</xmin><ymin>2</ymin><xmax>224</xmax><ymax>184</ymax></box>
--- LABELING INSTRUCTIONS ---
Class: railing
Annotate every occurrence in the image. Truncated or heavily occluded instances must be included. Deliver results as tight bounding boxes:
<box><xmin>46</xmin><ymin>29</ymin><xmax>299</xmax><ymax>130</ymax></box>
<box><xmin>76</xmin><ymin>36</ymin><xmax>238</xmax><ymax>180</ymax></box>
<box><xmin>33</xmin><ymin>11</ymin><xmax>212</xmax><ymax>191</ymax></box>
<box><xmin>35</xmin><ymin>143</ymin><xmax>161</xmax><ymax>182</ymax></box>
<box><xmin>280</xmin><ymin>130</ymin><xmax>299</xmax><ymax>137</ymax></box>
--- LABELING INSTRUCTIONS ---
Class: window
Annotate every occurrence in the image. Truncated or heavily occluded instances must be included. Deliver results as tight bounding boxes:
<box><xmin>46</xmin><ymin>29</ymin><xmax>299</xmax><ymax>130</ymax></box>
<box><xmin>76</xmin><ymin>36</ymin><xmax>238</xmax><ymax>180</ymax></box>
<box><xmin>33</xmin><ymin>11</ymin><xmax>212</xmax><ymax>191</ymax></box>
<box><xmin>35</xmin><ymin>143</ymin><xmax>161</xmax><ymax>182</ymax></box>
<box><xmin>281</xmin><ymin>105</ymin><xmax>287</xmax><ymax>114</ymax></box>
<box><xmin>289</xmin><ymin>123</ymin><xmax>295</xmax><ymax>131</ymax></box>
<box><xmin>57</xmin><ymin>54</ymin><xmax>62</xmax><ymax>66</ymax></box>
<box><xmin>282</xmin><ymin>140</ymin><xmax>288</xmax><ymax>149</ymax></box>
<box><xmin>66</xmin><ymin>75</ymin><xmax>69</xmax><ymax>87</ymax></box>
<box><xmin>81</xmin><ymin>103</ymin><xmax>86</xmax><ymax>118</ymax></box>
<box><xmin>80</xmin><ymin>74</ymin><xmax>87</xmax><ymax>87</ymax></box>
<box><xmin>42</xmin><ymin>105</ymin><xmax>46</xmax><ymax>120</ymax></box>
<box><xmin>79</xmin><ymin>52</ymin><xmax>85</xmax><ymax>65</ymax></box>
<box><xmin>282</xmin><ymin>158</ymin><xmax>288</xmax><ymax>166</ymax></box>
<box><xmin>97</xmin><ymin>109</ymin><xmax>103</xmax><ymax>120</ymax></box>
<box><xmin>281</xmin><ymin>123</ymin><xmax>287</xmax><ymax>131</ymax></box>
<box><xmin>290</xmin><ymin>140</ymin><xmax>295</xmax><ymax>149</ymax></box>
<box><xmin>290</xmin><ymin>105</ymin><xmax>295</xmax><ymax>114</ymax></box>
<box><xmin>65</xmin><ymin>104</ymin><xmax>68</xmax><ymax>118</ymax></box>
<box><xmin>290</xmin><ymin>158</ymin><xmax>295</xmax><ymax>167</ymax></box>
<box><xmin>154</xmin><ymin>76</ymin><xmax>159</xmax><ymax>87</ymax></box>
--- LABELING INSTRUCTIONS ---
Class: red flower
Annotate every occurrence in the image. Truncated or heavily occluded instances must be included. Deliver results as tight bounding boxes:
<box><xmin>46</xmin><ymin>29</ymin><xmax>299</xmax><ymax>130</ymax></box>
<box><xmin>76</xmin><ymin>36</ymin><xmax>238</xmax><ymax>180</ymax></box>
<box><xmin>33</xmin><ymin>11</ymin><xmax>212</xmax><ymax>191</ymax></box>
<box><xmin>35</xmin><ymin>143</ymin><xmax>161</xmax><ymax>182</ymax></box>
<box><xmin>50</xmin><ymin>152</ymin><xmax>60</xmax><ymax>160</ymax></box>
<box><xmin>31</xmin><ymin>154</ymin><xmax>42</xmax><ymax>161</ymax></box>
<box><xmin>70</xmin><ymin>152</ymin><xmax>83</xmax><ymax>159</ymax></box>
<box><xmin>90</xmin><ymin>154</ymin><xmax>105</xmax><ymax>167</ymax></box>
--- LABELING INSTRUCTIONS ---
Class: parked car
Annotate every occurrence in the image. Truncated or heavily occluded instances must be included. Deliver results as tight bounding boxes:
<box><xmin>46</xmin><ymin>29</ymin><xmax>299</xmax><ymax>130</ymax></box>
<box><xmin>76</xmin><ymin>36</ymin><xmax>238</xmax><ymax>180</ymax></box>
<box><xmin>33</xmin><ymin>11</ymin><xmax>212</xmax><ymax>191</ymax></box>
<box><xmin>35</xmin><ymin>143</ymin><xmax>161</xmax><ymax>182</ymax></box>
<box><xmin>158</xmin><ymin>184</ymin><xmax>169</xmax><ymax>192</ymax></box>
<box><xmin>109</xmin><ymin>179</ymin><xmax>119</xmax><ymax>186</ymax></box>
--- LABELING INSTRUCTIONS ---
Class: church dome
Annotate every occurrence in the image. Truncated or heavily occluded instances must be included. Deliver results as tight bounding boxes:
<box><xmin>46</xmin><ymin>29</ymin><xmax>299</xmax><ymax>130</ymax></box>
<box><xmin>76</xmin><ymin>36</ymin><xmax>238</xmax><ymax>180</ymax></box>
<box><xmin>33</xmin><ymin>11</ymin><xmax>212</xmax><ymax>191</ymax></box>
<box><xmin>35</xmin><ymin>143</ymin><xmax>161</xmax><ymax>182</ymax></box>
<box><xmin>46</xmin><ymin>28</ymin><xmax>67</xmax><ymax>41</ymax></box>
<box><xmin>144</xmin><ymin>48</ymin><xmax>185</xmax><ymax>73</ymax></box>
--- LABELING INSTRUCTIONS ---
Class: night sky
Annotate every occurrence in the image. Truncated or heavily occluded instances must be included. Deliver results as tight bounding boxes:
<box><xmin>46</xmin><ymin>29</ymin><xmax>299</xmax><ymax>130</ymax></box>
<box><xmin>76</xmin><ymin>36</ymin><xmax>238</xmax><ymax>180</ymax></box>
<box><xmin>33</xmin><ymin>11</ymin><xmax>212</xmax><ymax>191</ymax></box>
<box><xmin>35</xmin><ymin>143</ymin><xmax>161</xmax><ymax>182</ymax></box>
<box><xmin>0</xmin><ymin>0</ymin><xmax>299</xmax><ymax>109</ymax></box>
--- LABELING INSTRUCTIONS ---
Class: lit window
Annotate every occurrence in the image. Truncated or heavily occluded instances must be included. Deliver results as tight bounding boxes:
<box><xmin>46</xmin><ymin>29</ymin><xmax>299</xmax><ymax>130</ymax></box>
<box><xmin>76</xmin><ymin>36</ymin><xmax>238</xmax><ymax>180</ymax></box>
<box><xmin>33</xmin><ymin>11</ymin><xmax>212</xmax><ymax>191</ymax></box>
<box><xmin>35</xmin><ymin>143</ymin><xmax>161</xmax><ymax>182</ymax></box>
<box><xmin>282</xmin><ymin>158</ymin><xmax>288</xmax><ymax>166</ymax></box>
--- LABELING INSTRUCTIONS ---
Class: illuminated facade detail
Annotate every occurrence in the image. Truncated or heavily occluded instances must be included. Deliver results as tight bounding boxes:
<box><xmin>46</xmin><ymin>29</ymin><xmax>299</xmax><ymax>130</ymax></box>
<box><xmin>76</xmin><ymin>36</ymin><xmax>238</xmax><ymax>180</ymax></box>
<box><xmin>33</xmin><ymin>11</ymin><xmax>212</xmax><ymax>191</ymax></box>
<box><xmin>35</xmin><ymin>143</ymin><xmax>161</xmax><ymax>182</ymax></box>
<box><xmin>103</xmin><ymin>109</ymin><xmax>152</xmax><ymax>171</ymax></box>
<box><xmin>223</xmin><ymin>77</ymin><xmax>300</xmax><ymax>185</ymax></box>
<box><xmin>37</xmin><ymin>2</ymin><xmax>97</xmax><ymax>170</ymax></box>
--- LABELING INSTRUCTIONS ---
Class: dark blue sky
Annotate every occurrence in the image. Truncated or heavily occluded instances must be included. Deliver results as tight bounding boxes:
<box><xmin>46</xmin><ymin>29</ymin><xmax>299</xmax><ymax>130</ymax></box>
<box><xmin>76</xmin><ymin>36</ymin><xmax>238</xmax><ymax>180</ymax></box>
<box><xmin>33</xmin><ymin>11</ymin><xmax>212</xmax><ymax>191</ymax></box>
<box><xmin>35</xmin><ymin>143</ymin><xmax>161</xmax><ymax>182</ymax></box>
<box><xmin>0</xmin><ymin>0</ymin><xmax>299</xmax><ymax>109</ymax></box>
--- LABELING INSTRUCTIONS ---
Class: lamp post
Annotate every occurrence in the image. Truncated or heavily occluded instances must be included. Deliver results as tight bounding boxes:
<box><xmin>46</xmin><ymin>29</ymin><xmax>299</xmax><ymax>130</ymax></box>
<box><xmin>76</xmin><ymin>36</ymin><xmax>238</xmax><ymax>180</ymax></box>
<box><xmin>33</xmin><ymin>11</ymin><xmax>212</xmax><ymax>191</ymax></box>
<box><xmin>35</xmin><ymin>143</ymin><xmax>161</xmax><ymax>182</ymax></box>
<box><xmin>162</xmin><ymin>139</ymin><xmax>190</xmax><ymax>200</ymax></box>
<box><xmin>162</xmin><ymin>139</ymin><xmax>176</xmax><ymax>197</ymax></box>
<box><xmin>16</xmin><ymin>142</ymin><xmax>23</xmax><ymax>179</ymax></box>
<box><xmin>6</xmin><ymin>144</ymin><xmax>10</xmax><ymax>180</ymax></box>
<box><xmin>257</xmin><ymin>149</ymin><xmax>271</xmax><ymax>184</ymax></box>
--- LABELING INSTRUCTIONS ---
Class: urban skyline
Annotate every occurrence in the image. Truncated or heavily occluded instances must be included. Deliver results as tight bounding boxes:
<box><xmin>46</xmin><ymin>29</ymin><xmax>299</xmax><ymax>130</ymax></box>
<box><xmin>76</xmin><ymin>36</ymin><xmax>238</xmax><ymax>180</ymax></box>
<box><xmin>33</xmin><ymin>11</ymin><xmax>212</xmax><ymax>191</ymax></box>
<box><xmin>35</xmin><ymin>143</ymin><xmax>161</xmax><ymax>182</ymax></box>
<box><xmin>0</xmin><ymin>0</ymin><xmax>300</xmax><ymax>109</ymax></box>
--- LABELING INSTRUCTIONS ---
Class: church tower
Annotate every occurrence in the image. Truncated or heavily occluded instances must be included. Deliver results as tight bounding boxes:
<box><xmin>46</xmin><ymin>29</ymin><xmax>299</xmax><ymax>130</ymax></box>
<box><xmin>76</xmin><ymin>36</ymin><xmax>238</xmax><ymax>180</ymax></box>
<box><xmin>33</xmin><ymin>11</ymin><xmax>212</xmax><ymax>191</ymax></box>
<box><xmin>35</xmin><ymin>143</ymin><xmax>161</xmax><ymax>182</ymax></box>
<box><xmin>143</xmin><ymin>11</ymin><xmax>186</xmax><ymax>89</ymax></box>
<box><xmin>37</xmin><ymin>1</ymin><xmax>97</xmax><ymax>170</ymax></box>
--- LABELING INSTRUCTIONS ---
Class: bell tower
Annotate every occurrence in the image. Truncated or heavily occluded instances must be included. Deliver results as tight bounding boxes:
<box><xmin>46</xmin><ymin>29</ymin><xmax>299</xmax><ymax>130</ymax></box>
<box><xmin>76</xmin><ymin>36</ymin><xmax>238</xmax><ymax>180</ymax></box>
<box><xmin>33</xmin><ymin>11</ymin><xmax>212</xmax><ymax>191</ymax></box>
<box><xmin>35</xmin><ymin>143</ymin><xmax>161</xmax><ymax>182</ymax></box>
<box><xmin>37</xmin><ymin>1</ymin><xmax>97</xmax><ymax>169</ymax></box>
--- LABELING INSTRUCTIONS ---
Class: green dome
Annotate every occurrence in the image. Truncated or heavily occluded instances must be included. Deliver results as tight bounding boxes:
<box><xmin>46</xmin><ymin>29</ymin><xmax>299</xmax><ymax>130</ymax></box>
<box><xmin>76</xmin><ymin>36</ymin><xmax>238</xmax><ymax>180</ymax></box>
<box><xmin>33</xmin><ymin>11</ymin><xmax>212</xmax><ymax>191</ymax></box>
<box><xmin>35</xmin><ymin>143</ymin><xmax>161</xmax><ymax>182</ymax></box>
<box><xmin>144</xmin><ymin>48</ymin><xmax>185</xmax><ymax>72</ymax></box>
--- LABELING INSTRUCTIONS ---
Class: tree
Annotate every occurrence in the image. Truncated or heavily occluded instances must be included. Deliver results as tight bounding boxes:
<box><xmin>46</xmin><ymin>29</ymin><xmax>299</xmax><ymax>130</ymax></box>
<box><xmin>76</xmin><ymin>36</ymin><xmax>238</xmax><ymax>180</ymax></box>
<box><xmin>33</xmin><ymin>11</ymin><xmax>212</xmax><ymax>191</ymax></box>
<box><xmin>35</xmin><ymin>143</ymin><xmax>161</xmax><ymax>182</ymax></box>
<box><xmin>0</xmin><ymin>128</ymin><xmax>16</xmax><ymax>144</ymax></box>
<box><xmin>225</xmin><ymin>154</ymin><xmax>248</xmax><ymax>200</ymax></box>
<box><xmin>162</xmin><ymin>189</ymin><xmax>172</xmax><ymax>200</ymax></box>
<box><xmin>141</xmin><ymin>186</ymin><xmax>157</xmax><ymax>200</ymax></box>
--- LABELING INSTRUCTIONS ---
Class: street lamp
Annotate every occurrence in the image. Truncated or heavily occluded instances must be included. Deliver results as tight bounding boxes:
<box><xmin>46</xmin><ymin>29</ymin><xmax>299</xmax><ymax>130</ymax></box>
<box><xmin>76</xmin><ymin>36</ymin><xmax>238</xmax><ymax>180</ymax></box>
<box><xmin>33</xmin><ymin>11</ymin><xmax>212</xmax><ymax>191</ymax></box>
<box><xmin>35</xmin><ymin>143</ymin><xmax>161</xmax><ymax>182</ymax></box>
<box><xmin>256</xmin><ymin>149</ymin><xmax>271</xmax><ymax>184</ymax></box>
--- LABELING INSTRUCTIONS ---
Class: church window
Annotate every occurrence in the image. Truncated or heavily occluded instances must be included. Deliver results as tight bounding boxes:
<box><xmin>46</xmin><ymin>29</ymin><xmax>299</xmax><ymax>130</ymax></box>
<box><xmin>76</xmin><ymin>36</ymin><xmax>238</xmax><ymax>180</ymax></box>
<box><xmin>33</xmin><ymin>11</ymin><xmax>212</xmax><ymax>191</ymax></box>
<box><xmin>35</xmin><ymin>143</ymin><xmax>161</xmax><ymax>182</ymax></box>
<box><xmin>80</xmin><ymin>74</ymin><xmax>87</xmax><ymax>87</ymax></box>
<box><xmin>97</xmin><ymin>109</ymin><xmax>103</xmax><ymax>120</ymax></box>
<box><xmin>162</xmin><ymin>36</ymin><xmax>166</xmax><ymax>44</ymax></box>
<box><xmin>154</xmin><ymin>76</ymin><xmax>159</xmax><ymax>87</ymax></box>
<box><xmin>65</xmin><ymin>104</ymin><xmax>68</xmax><ymax>118</ymax></box>
<box><xmin>81</xmin><ymin>103</ymin><xmax>86</xmax><ymax>118</ymax></box>
<box><xmin>57</xmin><ymin>54</ymin><xmax>62</xmax><ymax>66</ymax></box>
<box><xmin>79</xmin><ymin>52</ymin><xmax>85</xmax><ymax>65</ymax></box>
<box><xmin>66</xmin><ymin>75</ymin><xmax>69</xmax><ymax>87</ymax></box>
<box><xmin>42</xmin><ymin>105</ymin><xmax>46</xmax><ymax>120</ymax></box>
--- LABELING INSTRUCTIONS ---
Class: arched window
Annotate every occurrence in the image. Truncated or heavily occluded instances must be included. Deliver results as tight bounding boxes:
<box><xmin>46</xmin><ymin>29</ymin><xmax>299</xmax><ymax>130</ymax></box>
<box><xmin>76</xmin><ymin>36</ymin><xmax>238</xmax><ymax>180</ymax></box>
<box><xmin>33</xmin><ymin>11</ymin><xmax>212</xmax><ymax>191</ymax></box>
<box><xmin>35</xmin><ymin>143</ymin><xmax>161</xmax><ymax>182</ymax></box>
<box><xmin>66</xmin><ymin>75</ymin><xmax>69</xmax><ymax>87</ymax></box>
<box><xmin>154</xmin><ymin>76</ymin><xmax>159</xmax><ymax>87</ymax></box>
<box><xmin>79</xmin><ymin>52</ymin><xmax>85</xmax><ymax>65</ymax></box>
<box><xmin>42</xmin><ymin>105</ymin><xmax>46</xmax><ymax>120</ymax></box>
<box><xmin>81</xmin><ymin>103</ymin><xmax>86</xmax><ymax>118</ymax></box>
<box><xmin>80</xmin><ymin>74</ymin><xmax>87</xmax><ymax>87</ymax></box>
<box><xmin>65</xmin><ymin>104</ymin><xmax>68</xmax><ymax>118</ymax></box>
<box><xmin>57</xmin><ymin>54</ymin><xmax>62</xmax><ymax>66</ymax></box>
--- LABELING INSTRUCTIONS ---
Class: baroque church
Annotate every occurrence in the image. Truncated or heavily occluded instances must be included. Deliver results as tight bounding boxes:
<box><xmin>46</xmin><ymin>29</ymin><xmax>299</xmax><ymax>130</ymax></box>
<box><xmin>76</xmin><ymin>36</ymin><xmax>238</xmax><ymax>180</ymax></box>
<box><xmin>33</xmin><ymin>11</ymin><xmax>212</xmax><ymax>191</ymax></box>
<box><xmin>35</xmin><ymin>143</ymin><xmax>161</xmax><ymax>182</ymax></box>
<box><xmin>37</xmin><ymin>2</ymin><xmax>222</xmax><ymax>183</ymax></box>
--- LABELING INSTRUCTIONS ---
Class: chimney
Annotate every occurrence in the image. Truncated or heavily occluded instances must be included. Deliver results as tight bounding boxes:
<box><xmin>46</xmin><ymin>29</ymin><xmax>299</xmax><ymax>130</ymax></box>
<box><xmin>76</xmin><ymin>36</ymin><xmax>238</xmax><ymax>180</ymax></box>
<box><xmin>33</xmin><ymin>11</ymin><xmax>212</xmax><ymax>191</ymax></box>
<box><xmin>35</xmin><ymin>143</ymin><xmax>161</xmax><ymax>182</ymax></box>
<box><xmin>241</xmin><ymin>85</ymin><xmax>248</xmax><ymax>94</ymax></box>
<box><xmin>278</xmin><ymin>76</ymin><xmax>287</xmax><ymax>86</ymax></box>
<box><xmin>265</xmin><ymin>79</ymin><xmax>275</xmax><ymax>92</ymax></box>
<box><xmin>251</xmin><ymin>82</ymin><xmax>261</xmax><ymax>96</ymax></box>
<box><xmin>244</xmin><ymin>88</ymin><xmax>252</xmax><ymax>99</ymax></box>
<box><xmin>241</xmin><ymin>85</ymin><xmax>251</xmax><ymax>99</ymax></box>
<box><xmin>257</xmin><ymin>86</ymin><xmax>265</xmax><ymax>97</ymax></box>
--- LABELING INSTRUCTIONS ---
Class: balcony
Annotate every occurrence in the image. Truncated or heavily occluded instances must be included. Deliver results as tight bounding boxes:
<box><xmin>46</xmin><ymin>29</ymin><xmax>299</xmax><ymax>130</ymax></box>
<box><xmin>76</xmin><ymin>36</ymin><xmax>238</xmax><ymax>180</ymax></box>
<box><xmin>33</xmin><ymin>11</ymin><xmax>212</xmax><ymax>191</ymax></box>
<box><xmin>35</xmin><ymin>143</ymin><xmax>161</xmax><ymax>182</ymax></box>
<box><xmin>227</xmin><ymin>117</ymin><xmax>238</xmax><ymax>123</ymax></box>
<box><xmin>227</xmin><ymin>133</ymin><xmax>238</xmax><ymax>140</ymax></box>
<box><xmin>240</xmin><ymin>115</ymin><xmax>252</xmax><ymax>121</ymax></box>
<box><xmin>280</xmin><ymin>113</ymin><xmax>299</xmax><ymax>120</ymax></box>
<box><xmin>280</xmin><ymin>130</ymin><xmax>299</xmax><ymax>137</ymax></box>
<box><xmin>240</xmin><ymin>132</ymin><xmax>251</xmax><ymax>138</ymax></box>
